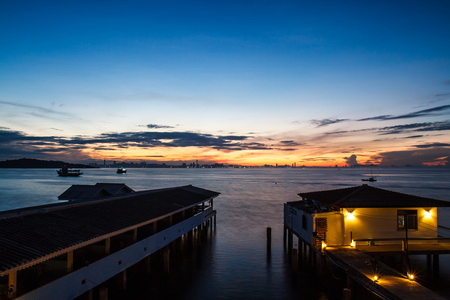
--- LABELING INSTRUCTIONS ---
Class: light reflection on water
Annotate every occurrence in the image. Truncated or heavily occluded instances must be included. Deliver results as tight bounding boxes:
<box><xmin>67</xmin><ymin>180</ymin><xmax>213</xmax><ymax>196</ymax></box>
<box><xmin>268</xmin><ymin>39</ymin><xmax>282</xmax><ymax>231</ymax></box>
<box><xmin>0</xmin><ymin>168</ymin><xmax>450</xmax><ymax>299</ymax></box>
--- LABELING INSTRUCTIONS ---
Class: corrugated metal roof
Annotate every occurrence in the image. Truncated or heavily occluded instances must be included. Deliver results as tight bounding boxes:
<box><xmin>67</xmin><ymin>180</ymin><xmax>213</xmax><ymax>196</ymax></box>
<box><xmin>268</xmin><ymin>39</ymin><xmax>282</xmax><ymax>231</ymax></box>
<box><xmin>0</xmin><ymin>185</ymin><xmax>219</xmax><ymax>275</ymax></box>
<box><xmin>292</xmin><ymin>184</ymin><xmax>450</xmax><ymax>208</ymax></box>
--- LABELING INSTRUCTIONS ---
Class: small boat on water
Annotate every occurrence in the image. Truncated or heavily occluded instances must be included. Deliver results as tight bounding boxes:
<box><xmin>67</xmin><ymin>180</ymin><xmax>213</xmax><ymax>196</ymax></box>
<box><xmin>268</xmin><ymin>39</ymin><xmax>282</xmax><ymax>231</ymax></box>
<box><xmin>116</xmin><ymin>167</ymin><xmax>127</xmax><ymax>174</ymax></box>
<box><xmin>361</xmin><ymin>177</ymin><xmax>377</xmax><ymax>182</ymax></box>
<box><xmin>57</xmin><ymin>167</ymin><xmax>82</xmax><ymax>177</ymax></box>
<box><xmin>361</xmin><ymin>169</ymin><xmax>377</xmax><ymax>182</ymax></box>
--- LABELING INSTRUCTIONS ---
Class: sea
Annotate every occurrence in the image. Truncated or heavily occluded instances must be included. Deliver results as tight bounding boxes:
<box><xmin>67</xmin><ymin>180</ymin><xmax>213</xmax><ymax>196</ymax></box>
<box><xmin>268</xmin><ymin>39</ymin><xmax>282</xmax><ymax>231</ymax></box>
<box><xmin>1</xmin><ymin>167</ymin><xmax>450</xmax><ymax>299</ymax></box>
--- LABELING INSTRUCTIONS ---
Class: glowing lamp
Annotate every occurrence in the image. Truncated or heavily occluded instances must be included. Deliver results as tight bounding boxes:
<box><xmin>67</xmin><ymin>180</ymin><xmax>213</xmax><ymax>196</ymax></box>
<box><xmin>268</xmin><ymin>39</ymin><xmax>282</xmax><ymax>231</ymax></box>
<box><xmin>424</xmin><ymin>210</ymin><xmax>432</xmax><ymax>218</ymax></box>
<box><xmin>407</xmin><ymin>273</ymin><xmax>415</xmax><ymax>281</ymax></box>
<box><xmin>350</xmin><ymin>240</ymin><xmax>355</xmax><ymax>247</ymax></box>
<box><xmin>373</xmin><ymin>275</ymin><xmax>378</xmax><ymax>282</ymax></box>
<box><xmin>346</xmin><ymin>210</ymin><xmax>355</xmax><ymax>220</ymax></box>
<box><xmin>321</xmin><ymin>242</ymin><xmax>327</xmax><ymax>250</ymax></box>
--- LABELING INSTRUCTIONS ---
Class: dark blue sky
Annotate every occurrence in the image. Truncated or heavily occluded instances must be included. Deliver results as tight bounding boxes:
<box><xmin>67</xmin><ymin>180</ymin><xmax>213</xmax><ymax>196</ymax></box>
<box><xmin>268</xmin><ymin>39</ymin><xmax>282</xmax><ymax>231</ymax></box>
<box><xmin>1</xmin><ymin>1</ymin><xmax>449</xmax><ymax>166</ymax></box>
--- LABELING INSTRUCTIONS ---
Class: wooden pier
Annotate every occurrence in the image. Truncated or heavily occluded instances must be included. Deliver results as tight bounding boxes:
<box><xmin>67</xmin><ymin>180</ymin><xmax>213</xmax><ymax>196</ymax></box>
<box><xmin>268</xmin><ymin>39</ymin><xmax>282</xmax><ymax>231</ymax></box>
<box><xmin>284</xmin><ymin>226</ymin><xmax>450</xmax><ymax>299</ymax></box>
<box><xmin>0</xmin><ymin>184</ymin><xmax>219</xmax><ymax>300</ymax></box>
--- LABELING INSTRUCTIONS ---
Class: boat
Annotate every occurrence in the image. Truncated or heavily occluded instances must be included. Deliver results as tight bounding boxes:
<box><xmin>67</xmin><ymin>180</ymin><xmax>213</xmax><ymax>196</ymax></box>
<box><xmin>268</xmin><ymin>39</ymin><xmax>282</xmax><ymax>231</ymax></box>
<box><xmin>361</xmin><ymin>177</ymin><xmax>377</xmax><ymax>182</ymax></box>
<box><xmin>116</xmin><ymin>167</ymin><xmax>127</xmax><ymax>174</ymax></box>
<box><xmin>361</xmin><ymin>169</ymin><xmax>377</xmax><ymax>182</ymax></box>
<box><xmin>57</xmin><ymin>167</ymin><xmax>82</xmax><ymax>177</ymax></box>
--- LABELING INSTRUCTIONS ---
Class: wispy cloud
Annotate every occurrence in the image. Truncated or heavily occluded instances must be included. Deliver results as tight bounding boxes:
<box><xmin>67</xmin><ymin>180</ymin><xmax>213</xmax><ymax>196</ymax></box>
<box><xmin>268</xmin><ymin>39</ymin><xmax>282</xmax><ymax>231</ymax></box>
<box><xmin>146</xmin><ymin>124</ymin><xmax>175</xmax><ymax>129</ymax></box>
<box><xmin>358</xmin><ymin>105</ymin><xmax>450</xmax><ymax>121</ymax></box>
<box><xmin>414</xmin><ymin>142</ymin><xmax>450</xmax><ymax>149</ymax></box>
<box><xmin>310</xmin><ymin>118</ymin><xmax>349</xmax><ymax>127</ymax></box>
<box><xmin>0</xmin><ymin>100</ymin><xmax>73</xmax><ymax>117</ymax></box>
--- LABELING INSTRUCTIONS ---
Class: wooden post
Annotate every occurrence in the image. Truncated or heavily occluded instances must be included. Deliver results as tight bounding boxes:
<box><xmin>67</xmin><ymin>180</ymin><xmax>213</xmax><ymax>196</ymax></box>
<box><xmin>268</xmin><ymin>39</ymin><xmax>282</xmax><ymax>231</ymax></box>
<box><xmin>86</xmin><ymin>289</ymin><xmax>93</xmax><ymax>300</ymax></box>
<box><xmin>67</xmin><ymin>250</ymin><xmax>74</xmax><ymax>272</ymax></box>
<box><xmin>266</xmin><ymin>227</ymin><xmax>272</xmax><ymax>253</ymax></box>
<box><xmin>288</xmin><ymin>229</ymin><xmax>293</xmax><ymax>255</ymax></box>
<box><xmin>105</xmin><ymin>237</ymin><xmax>111</xmax><ymax>255</ymax></box>
<box><xmin>8</xmin><ymin>271</ymin><xmax>17</xmax><ymax>299</ymax></box>
<box><xmin>132</xmin><ymin>228</ymin><xmax>137</xmax><ymax>242</ymax></box>
<box><xmin>433</xmin><ymin>254</ymin><xmax>440</xmax><ymax>277</ymax></box>
<box><xmin>298</xmin><ymin>239</ymin><xmax>303</xmax><ymax>267</ymax></box>
<box><xmin>99</xmin><ymin>287</ymin><xmax>108</xmax><ymax>300</ymax></box>
<box><xmin>163</xmin><ymin>247</ymin><xmax>170</xmax><ymax>274</ymax></box>
<box><xmin>117</xmin><ymin>270</ymin><xmax>127</xmax><ymax>290</ymax></box>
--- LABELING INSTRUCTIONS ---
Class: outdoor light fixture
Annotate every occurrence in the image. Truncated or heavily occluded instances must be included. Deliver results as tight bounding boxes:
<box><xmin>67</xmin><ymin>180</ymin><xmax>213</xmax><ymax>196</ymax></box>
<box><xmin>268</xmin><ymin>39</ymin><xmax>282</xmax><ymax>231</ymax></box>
<box><xmin>373</xmin><ymin>275</ymin><xmax>379</xmax><ymax>282</ymax></box>
<box><xmin>346</xmin><ymin>210</ymin><xmax>355</xmax><ymax>220</ymax></box>
<box><xmin>424</xmin><ymin>210</ymin><xmax>432</xmax><ymax>218</ymax></box>
<box><xmin>407</xmin><ymin>272</ymin><xmax>415</xmax><ymax>281</ymax></box>
<box><xmin>321</xmin><ymin>241</ymin><xmax>327</xmax><ymax>250</ymax></box>
<box><xmin>350</xmin><ymin>240</ymin><xmax>355</xmax><ymax>247</ymax></box>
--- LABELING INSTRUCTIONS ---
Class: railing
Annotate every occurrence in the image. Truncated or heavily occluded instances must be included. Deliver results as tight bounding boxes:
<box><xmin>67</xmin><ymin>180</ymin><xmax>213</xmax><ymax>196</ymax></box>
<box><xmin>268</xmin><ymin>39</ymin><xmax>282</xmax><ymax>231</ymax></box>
<box><xmin>353</xmin><ymin>237</ymin><xmax>450</xmax><ymax>252</ymax></box>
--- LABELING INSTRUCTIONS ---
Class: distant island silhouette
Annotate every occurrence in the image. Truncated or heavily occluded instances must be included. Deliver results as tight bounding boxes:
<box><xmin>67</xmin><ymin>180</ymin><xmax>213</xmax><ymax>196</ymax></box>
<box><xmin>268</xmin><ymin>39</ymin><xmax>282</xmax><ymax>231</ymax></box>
<box><xmin>0</xmin><ymin>158</ymin><xmax>96</xmax><ymax>169</ymax></box>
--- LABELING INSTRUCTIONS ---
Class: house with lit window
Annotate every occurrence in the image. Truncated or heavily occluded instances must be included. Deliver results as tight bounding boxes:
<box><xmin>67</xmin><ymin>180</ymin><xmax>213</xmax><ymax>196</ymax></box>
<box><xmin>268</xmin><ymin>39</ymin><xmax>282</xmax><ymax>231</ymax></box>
<box><xmin>284</xmin><ymin>184</ymin><xmax>450</xmax><ymax>249</ymax></box>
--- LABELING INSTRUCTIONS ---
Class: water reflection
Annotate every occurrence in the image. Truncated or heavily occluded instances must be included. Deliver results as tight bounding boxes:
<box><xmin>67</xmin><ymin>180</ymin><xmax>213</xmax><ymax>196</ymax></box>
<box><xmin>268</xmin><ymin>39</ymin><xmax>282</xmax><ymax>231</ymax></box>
<box><xmin>1</xmin><ymin>168</ymin><xmax>449</xmax><ymax>299</ymax></box>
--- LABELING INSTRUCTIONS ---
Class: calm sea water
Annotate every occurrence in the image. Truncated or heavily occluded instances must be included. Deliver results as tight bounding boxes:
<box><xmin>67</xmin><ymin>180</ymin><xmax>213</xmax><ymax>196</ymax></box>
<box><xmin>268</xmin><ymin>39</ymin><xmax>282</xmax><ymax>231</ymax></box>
<box><xmin>1</xmin><ymin>167</ymin><xmax>450</xmax><ymax>299</ymax></box>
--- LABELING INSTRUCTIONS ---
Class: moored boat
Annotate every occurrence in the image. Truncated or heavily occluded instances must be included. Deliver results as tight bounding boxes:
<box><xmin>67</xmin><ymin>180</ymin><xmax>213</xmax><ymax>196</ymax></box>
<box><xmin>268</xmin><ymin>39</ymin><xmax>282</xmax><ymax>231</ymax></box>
<box><xmin>57</xmin><ymin>167</ymin><xmax>82</xmax><ymax>177</ymax></box>
<box><xmin>117</xmin><ymin>167</ymin><xmax>127</xmax><ymax>174</ymax></box>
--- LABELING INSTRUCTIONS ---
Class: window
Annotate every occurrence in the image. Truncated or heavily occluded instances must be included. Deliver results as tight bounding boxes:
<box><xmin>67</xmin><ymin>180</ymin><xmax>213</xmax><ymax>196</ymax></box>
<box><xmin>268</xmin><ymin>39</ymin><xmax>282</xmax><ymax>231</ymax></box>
<box><xmin>397</xmin><ymin>210</ymin><xmax>417</xmax><ymax>230</ymax></box>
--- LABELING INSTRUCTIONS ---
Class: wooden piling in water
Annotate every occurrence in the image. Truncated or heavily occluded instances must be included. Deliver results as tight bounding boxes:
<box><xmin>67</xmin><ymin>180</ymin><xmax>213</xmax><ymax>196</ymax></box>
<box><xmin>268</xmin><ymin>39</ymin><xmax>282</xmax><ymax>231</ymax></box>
<box><xmin>266</xmin><ymin>227</ymin><xmax>272</xmax><ymax>253</ymax></box>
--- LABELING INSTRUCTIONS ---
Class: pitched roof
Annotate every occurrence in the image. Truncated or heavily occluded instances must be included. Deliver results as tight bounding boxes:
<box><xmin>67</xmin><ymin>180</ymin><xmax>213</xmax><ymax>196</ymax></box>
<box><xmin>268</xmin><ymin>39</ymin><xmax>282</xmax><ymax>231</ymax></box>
<box><xmin>58</xmin><ymin>183</ymin><xmax>134</xmax><ymax>200</ymax></box>
<box><xmin>0</xmin><ymin>185</ymin><xmax>219</xmax><ymax>275</ymax></box>
<box><xmin>293</xmin><ymin>184</ymin><xmax>450</xmax><ymax>208</ymax></box>
<box><xmin>57</xmin><ymin>185</ymin><xmax>112</xmax><ymax>200</ymax></box>
<box><xmin>95</xmin><ymin>183</ymin><xmax>134</xmax><ymax>194</ymax></box>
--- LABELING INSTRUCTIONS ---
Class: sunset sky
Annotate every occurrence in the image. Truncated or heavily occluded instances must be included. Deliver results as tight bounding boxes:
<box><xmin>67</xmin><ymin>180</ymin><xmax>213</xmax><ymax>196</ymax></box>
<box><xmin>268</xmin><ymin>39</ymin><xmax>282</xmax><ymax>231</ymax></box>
<box><xmin>1</xmin><ymin>1</ymin><xmax>449</xmax><ymax>167</ymax></box>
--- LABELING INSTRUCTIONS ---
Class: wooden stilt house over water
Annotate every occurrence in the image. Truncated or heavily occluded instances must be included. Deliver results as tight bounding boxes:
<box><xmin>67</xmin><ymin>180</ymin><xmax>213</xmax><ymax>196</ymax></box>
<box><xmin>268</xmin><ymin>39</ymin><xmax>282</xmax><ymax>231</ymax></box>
<box><xmin>285</xmin><ymin>184</ymin><xmax>450</xmax><ymax>248</ymax></box>
<box><xmin>284</xmin><ymin>184</ymin><xmax>450</xmax><ymax>299</ymax></box>
<box><xmin>0</xmin><ymin>184</ymin><xmax>219</xmax><ymax>300</ymax></box>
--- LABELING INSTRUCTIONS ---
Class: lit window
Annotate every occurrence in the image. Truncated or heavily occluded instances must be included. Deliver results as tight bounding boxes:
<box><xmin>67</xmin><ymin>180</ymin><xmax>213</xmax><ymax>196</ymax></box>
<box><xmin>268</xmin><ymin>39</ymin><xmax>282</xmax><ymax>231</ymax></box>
<box><xmin>397</xmin><ymin>210</ymin><xmax>417</xmax><ymax>230</ymax></box>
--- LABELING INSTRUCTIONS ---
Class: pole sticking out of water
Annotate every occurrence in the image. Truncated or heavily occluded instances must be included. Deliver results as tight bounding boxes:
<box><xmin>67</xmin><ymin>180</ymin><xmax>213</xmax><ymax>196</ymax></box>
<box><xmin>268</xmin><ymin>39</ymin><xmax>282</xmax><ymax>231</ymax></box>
<box><xmin>267</xmin><ymin>227</ymin><xmax>272</xmax><ymax>253</ymax></box>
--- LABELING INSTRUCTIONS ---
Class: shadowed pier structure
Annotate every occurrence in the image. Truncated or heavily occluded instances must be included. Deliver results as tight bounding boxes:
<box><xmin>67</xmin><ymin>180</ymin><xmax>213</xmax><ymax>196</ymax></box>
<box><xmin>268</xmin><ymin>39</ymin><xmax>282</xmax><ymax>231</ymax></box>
<box><xmin>0</xmin><ymin>184</ymin><xmax>219</xmax><ymax>300</ymax></box>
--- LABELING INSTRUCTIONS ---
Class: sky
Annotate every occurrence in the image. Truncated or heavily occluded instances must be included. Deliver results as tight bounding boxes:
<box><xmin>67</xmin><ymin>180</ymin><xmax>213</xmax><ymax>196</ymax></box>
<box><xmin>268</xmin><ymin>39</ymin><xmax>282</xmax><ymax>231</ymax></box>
<box><xmin>1</xmin><ymin>0</ymin><xmax>449</xmax><ymax>167</ymax></box>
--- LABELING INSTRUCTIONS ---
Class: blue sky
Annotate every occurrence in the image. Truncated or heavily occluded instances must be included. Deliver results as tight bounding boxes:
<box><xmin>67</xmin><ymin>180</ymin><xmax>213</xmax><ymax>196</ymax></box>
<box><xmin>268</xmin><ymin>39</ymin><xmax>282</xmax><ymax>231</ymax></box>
<box><xmin>1</xmin><ymin>1</ymin><xmax>449</xmax><ymax>166</ymax></box>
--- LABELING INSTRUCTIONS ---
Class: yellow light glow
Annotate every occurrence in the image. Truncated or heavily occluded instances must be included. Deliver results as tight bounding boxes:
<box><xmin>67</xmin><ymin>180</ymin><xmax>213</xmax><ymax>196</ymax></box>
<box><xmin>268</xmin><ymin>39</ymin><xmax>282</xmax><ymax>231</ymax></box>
<box><xmin>346</xmin><ymin>210</ymin><xmax>355</xmax><ymax>220</ymax></box>
<box><xmin>350</xmin><ymin>240</ymin><xmax>355</xmax><ymax>247</ymax></box>
<box><xmin>407</xmin><ymin>273</ymin><xmax>415</xmax><ymax>280</ymax></box>
<box><xmin>373</xmin><ymin>275</ymin><xmax>378</xmax><ymax>282</ymax></box>
<box><xmin>424</xmin><ymin>210</ymin><xmax>432</xmax><ymax>218</ymax></box>
<box><xmin>321</xmin><ymin>242</ymin><xmax>327</xmax><ymax>249</ymax></box>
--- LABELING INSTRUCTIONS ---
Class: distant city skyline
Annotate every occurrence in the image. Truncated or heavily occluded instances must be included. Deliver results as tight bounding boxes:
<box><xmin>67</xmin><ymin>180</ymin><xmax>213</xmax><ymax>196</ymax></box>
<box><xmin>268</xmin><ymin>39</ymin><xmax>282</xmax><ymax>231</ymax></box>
<box><xmin>1</xmin><ymin>1</ymin><xmax>449</xmax><ymax>167</ymax></box>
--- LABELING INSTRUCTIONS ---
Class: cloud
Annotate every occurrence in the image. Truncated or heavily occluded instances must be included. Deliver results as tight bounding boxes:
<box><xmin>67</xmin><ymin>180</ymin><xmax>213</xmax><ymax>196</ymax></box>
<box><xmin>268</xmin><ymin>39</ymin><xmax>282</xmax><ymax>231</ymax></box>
<box><xmin>344</xmin><ymin>154</ymin><xmax>358</xmax><ymax>166</ymax></box>
<box><xmin>414</xmin><ymin>142</ymin><xmax>450</xmax><ymax>149</ymax></box>
<box><xmin>0</xmin><ymin>100</ymin><xmax>73</xmax><ymax>117</ymax></box>
<box><xmin>310</xmin><ymin>118</ymin><xmax>349</xmax><ymax>127</ymax></box>
<box><xmin>378</xmin><ymin>148</ymin><xmax>450</xmax><ymax>167</ymax></box>
<box><xmin>358</xmin><ymin>105</ymin><xmax>450</xmax><ymax>121</ymax></box>
<box><xmin>146</xmin><ymin>124</ymin><xmax>175</xmax><ymax>129</ymax></box>
<box><xmin>0</xmin><ymin>128</ymin><xmax>272</xmax><ymax>161</ymax></box>
<box><xmin>323</xmin><ymin>121</ymin><xmax>450</xmax><ymax>137</ymax></box>
<box><xmin>379</xmin><ymin>121</ymin><xmax>450</xmax><ymax>135</ymax></box>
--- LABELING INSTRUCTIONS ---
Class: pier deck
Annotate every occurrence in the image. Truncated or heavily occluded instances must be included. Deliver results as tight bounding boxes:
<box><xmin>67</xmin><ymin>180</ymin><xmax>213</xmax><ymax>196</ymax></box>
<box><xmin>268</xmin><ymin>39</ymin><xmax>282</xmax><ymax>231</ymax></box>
<box><xmin>355</xmin><ymin>242</ymin><xmax>450</xmax><ymax>255</ymax></box>
<box><xmin>326</xmin><ymin>247</ymin><xmax>447</xmax><ymax>300</ymax></box>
